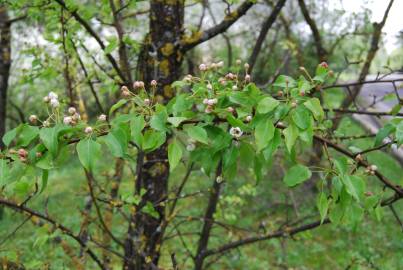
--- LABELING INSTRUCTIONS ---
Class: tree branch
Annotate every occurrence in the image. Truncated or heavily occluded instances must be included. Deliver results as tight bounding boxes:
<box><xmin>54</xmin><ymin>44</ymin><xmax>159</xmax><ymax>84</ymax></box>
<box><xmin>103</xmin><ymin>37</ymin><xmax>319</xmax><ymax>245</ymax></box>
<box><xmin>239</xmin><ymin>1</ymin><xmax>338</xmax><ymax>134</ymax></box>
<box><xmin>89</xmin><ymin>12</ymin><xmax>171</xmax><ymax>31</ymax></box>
<box><xmin>181</xmin><ymin>0</ymin><xmax>255</xmax><ymax>52</ymax></box>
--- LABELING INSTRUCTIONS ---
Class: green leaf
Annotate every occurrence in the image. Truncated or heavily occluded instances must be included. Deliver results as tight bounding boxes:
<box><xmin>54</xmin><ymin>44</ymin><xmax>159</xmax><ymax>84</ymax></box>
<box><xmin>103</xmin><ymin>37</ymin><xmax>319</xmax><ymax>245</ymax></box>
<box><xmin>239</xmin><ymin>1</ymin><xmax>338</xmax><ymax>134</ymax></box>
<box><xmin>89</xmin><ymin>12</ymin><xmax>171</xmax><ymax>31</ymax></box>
<box><xmin>142</xmin><ymin>130</ymin><xmax>166</xmax><ymax>152</ymax></box>
<box><xmin>317</xmin><ymin>192</ymin><xmax>329</xmax><ymax>224</ymax></box>
<box><xmin>0</xmin><ymin>159</ymin><xmax>10</xmax><ymax>186</ymax></box>
<box><xmin>341</xmin><ymin>175</ymin><xmax>362</xmax><ymax>202</ymax></box>
<box><xmin>390</xmin><ymin>104</ymin><xmax>401</xmax><ymax>115</ymax></box>
<box><xmin>167</xmin><ymin>117</ymin><xmax>187</xmax><ymax>127</ymax></box>
<box><xmin>39</xmin><ymin>125</ymin><xmax>64</xmax><ymax>157</ymax></box>
<box><xmin>130</xmin><ymin>115</ymin><xmax>145</xmax><ymax>148</ymax></box>
<box><xmin>254</xmin><ymin>120</ymin><xmax>275</xmax><ymax>152</ymax></box>
<box><xmin>273</xmin><ymin>75</ymin><xmax>296</xmax><ymax>88</ymax></box>
<box><xmin>185</xmin><ymin>125</ymin><xmax>208</xmax><ymax>144</ymax></box>
<box><xmin>304</xmin><ymin>98</ymin><xmax>324</xmax><ymax>121</ymax></box>
<box><xmin>283</xmin><ymin>164</ymin><xmax>312</xmax><ymax>187</ymax></box>
<box><xmin>168</xmin><ymin>139</ymin><xmax>182</xmax><ymax>172</ymax></box>
<box><xmin>2</xmin><ymin>126</ymin><xmax>19</xmax><ymax>146</ymax></box>
<box><xmin>19</xmin><ymin>124</ymin><xmax>39</xmax><ymax>146</ymax></box>
<box><xmin>109</xmin><ymin>99</ymin><xmax>127</xmax><ymax>115</ymax></box>
<box><xmin>39</xmin><ymin>170</ymin><xmax>49</xmax><ymax>194</ymax></box>
<box><xmin>77</xmin><ymin>138</ymin><xmax>101</xmax><ymax>171</ymax></box>
<box><xmin>283</xmin><ymin>124</ymin><xmax>299</xmax><ymax>152</ymax></box>
<box><xmin>256</xmin><ymin>97</ymin><xmax>280</xmax><ymax>114</ymax></box>
<box><xmin>374</xmin><ymin>124</ymin><xmax>395</xmax><ymax>147</ymax></box>
<box><xmin>104</xmin><ymin>38</ymin><xmax>118</xmax><ymax>54</ymax></box>
<box><xmin>104</xmin><ymin>128</ymin><xmax>128</xmax><ymax>157</ymax></box>
<box><xmin>291</xmin><ymin>105</ymin><xmax>312</xmax><ymax>130</ymax></box>
<box><xmin>396</xmin><ymin>121</ymin><xmax>403</xmax><ymax>145</ymax></box>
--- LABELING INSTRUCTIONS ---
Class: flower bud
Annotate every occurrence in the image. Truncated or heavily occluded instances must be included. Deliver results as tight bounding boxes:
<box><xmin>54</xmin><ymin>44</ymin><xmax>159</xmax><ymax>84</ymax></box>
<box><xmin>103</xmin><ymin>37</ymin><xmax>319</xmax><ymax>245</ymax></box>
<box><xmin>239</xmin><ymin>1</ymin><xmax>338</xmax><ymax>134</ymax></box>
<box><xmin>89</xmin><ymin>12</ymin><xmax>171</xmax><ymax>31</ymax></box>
<box><xmin>43</xmin><ymin>96</ymin><xmax>50</xmax><ymax>103</ymax></box>
<box><xmin>355</xmin><ymin>154</ymin><xmax>363</xmax><ymax>162</ymax></box>
<box><xmin>203</xmin><ymin>98</ymin><xmax>209</xmax><ymax>105</ymax></box>
<box><xmin>122</xmin><ymin>89</ymin><xmax>131</xmax><ymax>97</ymax></box>
<box><xmin>205</xmin><ymin>105</ymin><xmax>213</xmax><ymax>114</ymax></box>
<box><xmin>244</xmin><ymin>63</ymin><xmax>250</xmax><ymax>70</ymax></box>
<box><xmin>232</xmin><ymin>85</ymin><xmax>238</xmax><ymax>91</ymax></box>
<box><xmin>207</xmin><ymin>98</ymin><xmax>217</xmax><ymax>106</ymax></box>
<box><xmin>133</xmin><ymin>81</ymin><xmax>141</xmax><ymax>89</ymax></box>
<box><xmin>245</xmin><ymin>74</ymin><xmax>251</xmax><ymax>82</ymax></box>
<box><xmin>217</xmin><ymin>61</ymin><xmax>224</xmax><ymax>68</ymax></box>
<box><xmin>72</xmin><ymin>113</ymin><xmax>81</xmax><ymax>121</ymax></box>
<box><xmin>48</xmin><ymin>92</ymin><xmax>58</xmax><ymax>100</ymax></box>
<box><xmin>277</xmin><ymin>91</ymin><xmax>283</xmax><ymax>97</ymax></box>
<box><xmin>370</xmin><ymin>165</ymin><xmax>377</xmax><ymax>171</ymax></box>
<box><xmin>207</xmin><ymin>83</ymin><xmax>213</xmax><ymax>90</ymax></box>
<box><xmin>245</xmin><ymin>115</ymin><xmax>252</xmax><ymax>122</ymax></box>
<box><xmin>236</xmin><ymin>59</ymin><xmax>242</xmax><ymax>65</ymax></box>
<box><xmin>68</xmin><ymin>107</ymin><xmax>76</xmax><ymax>115</ymax></box>
<box><xmin>29</xmin><ymin>115</ymin><xmax>38</xmax><ymax>124</ymax></box>
<box><xmin>63</xmin><ymin>116</ymin><xmax>73</xmax><ymax>125</ymax></box>
<box><xmin>319</xmin><ymin>62</ymin><xmax>329</xmax><ymax>69</ymax></box>
<box><xmin>151</xmin><ymin>80</ymin><xmax>157</xmax><ymax>87</ymax></box>
<box><xmin>216</xmin><ymin>175</ymin><xmax>223</xmax><ymax>183</ymax></box>
<box><xmin>98</xmin><ymin>114</ymin><xmax>107</xmax><ymax>121</ymax></box>
<box><xmin>18</xmin><ymin>148</ymin><xmax>28</xmax><ymax>158</ymax></box>
<box><xmin>43</xmin><ymin>120</ymin><xmax>50</xmax><ymax>127</ymax></box>
<box><xmin>144</xmin><ymin>98</ymin><xmax>151</xmax><ymax>106</ymax></box>
<box><xmin>199</xmin><ymin>63</ymin><xmax>207</xmax><ymax>71</ymax></box>
<box><xmin>227</xmin><ymin>107</ymin><xmax>235</xmax><ymax>113</ymax></box>
<box><xmin>291</xmin><ymin>102</ymin><xmax>297</xmax><ymax>108</ymax></box>
<box><xmin>50</xmin><ymin>98</ymin><xmax>59</xmax><ymax>108</ymax></box>
<box><xmin>186</xmin><ymin>143</ymin><xmax>196</xmax><ymax>152</ymax></box>
<box><xmin>84</xmin><ymin>126</ymin><xmax>93</xmax><ymax>134</ymax></box>
<box><xmin>229</xmin><ymin>127</ymin><xmax>243</xmax><ymax>138</ymax></box>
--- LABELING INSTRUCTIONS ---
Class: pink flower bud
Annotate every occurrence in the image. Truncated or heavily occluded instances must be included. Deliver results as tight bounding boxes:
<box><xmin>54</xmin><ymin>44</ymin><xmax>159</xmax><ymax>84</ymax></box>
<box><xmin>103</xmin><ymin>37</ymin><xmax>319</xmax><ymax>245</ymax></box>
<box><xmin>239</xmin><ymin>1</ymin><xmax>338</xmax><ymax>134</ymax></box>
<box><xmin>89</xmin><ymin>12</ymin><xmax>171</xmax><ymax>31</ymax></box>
<box><xmin>199</xmin><ymin>63</ymin><xmax>207</xmax><ymax>71</ymax></box>
<box><xmin>319</xmin><ymin>62</ymin><xmax>328</xmax><ymax>69</ymax></box>
<box><xmin>68</xmin><ymin>107</ymin><xmax>76</xmax><ymax>115</ymax></box>
<box><xmin>245</xmin><ymin>74</ymin><xmax>251</xmax><ymax>82</ymax></box>
<box><xmin>63</xmin><ymin>116</ymin><xmax>73</xmax><ymax>125</ymax></box>
<box><xmin>151</xmin><ymin>80</ymin><xmax>157</xmax><ymax>87</ymax></box>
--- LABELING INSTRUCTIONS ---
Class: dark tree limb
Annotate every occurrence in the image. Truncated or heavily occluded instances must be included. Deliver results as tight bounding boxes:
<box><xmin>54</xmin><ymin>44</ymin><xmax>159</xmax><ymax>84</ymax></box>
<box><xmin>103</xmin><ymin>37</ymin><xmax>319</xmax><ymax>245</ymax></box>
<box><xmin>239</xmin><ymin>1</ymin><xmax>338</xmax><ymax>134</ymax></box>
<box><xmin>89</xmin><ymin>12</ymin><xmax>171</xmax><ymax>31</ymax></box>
<box><xmin>248</xmin><ymin>0</ymin><xmax>287</xmax><ymax>72</ymax></box>
<box><xmin>0</xmin><ymin>197</ymin><xmax>107</xmax><ymax>270</ymax></box>
<box><xmin>181</xmin><ymin>0</ymin><xmax>255</xmax><ymax>52</ymax></box>
<box><xmin>194</xmin><ymin>162</ymin><xmax>223</xmax><ymax>270</ymax></box>
<box><xmin>297</xmin><ymin>0</ymin><xmax>328</xmax><ymax>61</ymax></box>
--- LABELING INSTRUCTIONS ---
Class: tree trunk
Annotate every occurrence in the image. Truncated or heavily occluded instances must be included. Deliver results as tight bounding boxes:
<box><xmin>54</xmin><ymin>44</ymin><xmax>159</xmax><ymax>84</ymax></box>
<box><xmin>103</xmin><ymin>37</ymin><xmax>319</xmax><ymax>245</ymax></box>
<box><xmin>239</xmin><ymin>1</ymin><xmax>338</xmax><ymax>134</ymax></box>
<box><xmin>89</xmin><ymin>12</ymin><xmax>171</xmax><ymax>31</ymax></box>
<box><xmin>0</xmin><ymin>6</ymin><xmax>11</xmax><ymax>148</ymax></box>
<box><xmin>123</xmin><ymin>1</ymin><xmax>184</xmax><ymax>269</ymax></box>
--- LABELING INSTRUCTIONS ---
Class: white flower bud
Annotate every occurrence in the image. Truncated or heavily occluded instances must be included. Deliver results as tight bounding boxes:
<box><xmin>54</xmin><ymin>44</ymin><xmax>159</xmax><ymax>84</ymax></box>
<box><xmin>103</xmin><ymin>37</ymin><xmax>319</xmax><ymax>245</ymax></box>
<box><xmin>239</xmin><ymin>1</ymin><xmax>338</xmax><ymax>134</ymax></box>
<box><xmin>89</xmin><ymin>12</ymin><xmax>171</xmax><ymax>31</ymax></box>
<box><xmin>245</xmin><ymin>74</ymin><xmax>251</xmax><ymax>82</ymax></box>
<box><xmin>43</xmin><ymin>96</ymin><xmax>50</xmax><ymax>103</ymax></box>
<box><xmin>207</xmin><ymin>83</ymin><xmax>213</xmax><ymax>90</ymax></box>
<box><xmin>63</xmin><ymin>116</ymin><xmax>72</xmax><ymax>125</ymax></box>
<box><xmin>199</xmin><ymin>63</ymin><xmax>207</xmax><ymax>71</ymax></box>
<box><xmin>205</xmin><ymin>105</ymin><xmax>213</xmax><ymax>114</ymax></box>
<box><xmin>68</xmin><ymin>107</ymin><xmax>76</xmax><ymax>115</ymax></box>
<box><xmin>244</xmin><ymin>63</ymin><xmax>250</xmax><ymax>70</ymax></box>
<box><xmin>151</xmin><ymin>80</ymin><xmax>157</xmax><ymax>87</ymax></box>
<box><xmin>98</xmin><ymin>114</ymin><xmax>107</xmax><ymax>121</ymax></box>
<box><xmin>144</xmin><ymin>98</ymin><xmax>151</xmax><ymax>106</ymax></box>
<box><xmin>245</xmin><ymin>115</ymin><xmax>252</xmax><ymax>122</ymax></box>
<box><xmin>207</xmin><ymin>98</ymin><xmax>218</xmax><ymax>106</ymax></box>
<box><xmin>227</xmin><ymin>107</ymin><xmax>235</xmax><ymax>113</ymax></box>
<box><xmin>229</xmin><ymin>127</ymin><xmax>243</xmax><ymax>138</ymax></box>
<box><xmin>236</xmin><ymin>59</ymin><xmax>242</xmax><ymax>65</ymax></box>
<box><xmin>122</xmin><ymin>89</ymin><xmax>131</xmax><ymax>97</ymax></box>
<box><xmin>84</xmin><ymin>126</ymin><xmax>93</xmax><ymax>134</ymax></box>
<box><xmin>133</xmin><ymin>81</ymin><xmax>141</xmax><ymax>88</ymax></box>
<box><xmin>50</xmin><ymin>98</ymin><xmax>59</xmax><ymax>108</ymax></box>
<box><xmin>48</xmin><ymin>92</ymin><xmax>58</xmax><ymax>100</ymax></box>
<box><xmin>217</xmin><ymin>61</ymin><xmax>224</xmax><ymax>68</ymax></box>
<box><xmin>43</xmin><ymin>120</ymin><xmax>50</xmax><ymax>127</ymax></box>
<box><xmin>186</xmin><ymin>143</ymin><xmax>196</xmax><ymax>152</ymax></box>
<box><xmin>216</xmin><ymin>175</ymin><xmax>223</xmax><ymax>183</ymax></box>
<box><xmin>29</xmin><ymin>115</ymin><xmax>38</xmax><ymax>123</ymax></box>
<box><xmin>232</xmin><ymin>85</ymin><xmax>238</xmax><ymax>91</ymax></box>
<box><xmin>138</xmin><ymin>81</ymin><xmax>145</xmax><ymax>88</ymax></box>
<box><xmin>72</xmin><ymin>113</ymin><xmax>81</xmax><ymax>121</ymax></box>
<box><xmin>370</xmin><ymin>165</ymin><xmax>377</xmax><ymax>171</ymax></box>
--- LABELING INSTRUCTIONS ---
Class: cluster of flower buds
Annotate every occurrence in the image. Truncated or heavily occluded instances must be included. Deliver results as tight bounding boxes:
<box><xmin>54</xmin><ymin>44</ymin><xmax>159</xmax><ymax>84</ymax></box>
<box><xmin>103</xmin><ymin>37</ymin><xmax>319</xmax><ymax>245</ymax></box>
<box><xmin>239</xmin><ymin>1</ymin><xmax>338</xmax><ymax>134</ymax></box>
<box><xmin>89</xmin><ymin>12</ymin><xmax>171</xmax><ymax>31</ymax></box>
<box><xmin>225</xmin><ymin>73</ymin><xmax>237</xmax><ymax>80</ymax></box>
<box><xmin>365</xmin><ymin>164</ymin><xmax>377</xmax><ymax>175</ymax></box>
<box><xmin>199</xmin><ymin>61</ymin><xmax>224</xmax><ymax>72</ymax></box>
<box><xmin>63</xmin><ymin>107</ymin><xmax>81</xmax><ymax>126</ymax></box>
<box><xmin>18</xmin><ymin>148</ymin><xmax>28</xmax><ymax>162</ymax></box>
<box><xmin>229</xmin><ymin>127</ymin><xmax>243</xmax><ymax>139</ymax></box>
<box><xmin>203</xmin><ymin>98</ymin><xmax>218</xmax><ymax>114</ymax></box>
<box><xmin>133</xmin><ymin>81</ymin><xmax>145</xmax><ymax>89</ymax></box>
<box><xmin>43</xmin><ymin>92</ymin><xmax>60</xmax><ymax>108</ymax></box>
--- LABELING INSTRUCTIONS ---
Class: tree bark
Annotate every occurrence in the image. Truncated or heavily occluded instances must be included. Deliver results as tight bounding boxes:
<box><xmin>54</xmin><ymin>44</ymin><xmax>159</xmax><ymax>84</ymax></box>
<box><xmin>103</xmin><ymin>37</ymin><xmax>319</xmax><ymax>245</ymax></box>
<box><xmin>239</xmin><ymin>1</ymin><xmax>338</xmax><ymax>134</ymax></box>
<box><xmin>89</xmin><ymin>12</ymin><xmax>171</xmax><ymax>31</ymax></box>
<box><xmin>0</xmin><ymin>6</ymin><xmax>11</xmax><ymax>148</ymax></box>
<box><xmin>123</xmin><ymin>1</ymin><xmax>185</xmax><ymax>269</ymax></box>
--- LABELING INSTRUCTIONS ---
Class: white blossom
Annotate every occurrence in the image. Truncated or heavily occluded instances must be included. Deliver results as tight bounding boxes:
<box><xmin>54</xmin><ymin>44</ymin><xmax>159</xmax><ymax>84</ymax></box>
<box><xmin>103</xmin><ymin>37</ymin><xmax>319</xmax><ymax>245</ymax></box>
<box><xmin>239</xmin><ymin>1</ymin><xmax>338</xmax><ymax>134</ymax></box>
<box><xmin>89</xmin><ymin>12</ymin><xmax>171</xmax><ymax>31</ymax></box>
<box><xmin>98</xmin><ymin>114</ymin><xmax>107</xmax><ymax>121</ymax></box>
<box><xmin>84</xmin><ymin>126</ymin><xmax>93</xmax><ymax>134</ymax></box>
<box><xmin>50</xmin><ymin>98</ymin><xmax>59</xmax><ymax>108</ymax></box>
<box><xmin>229</xmin><ymin>127</ymin><xmax>243</xmax><ymax>138</ymax></box>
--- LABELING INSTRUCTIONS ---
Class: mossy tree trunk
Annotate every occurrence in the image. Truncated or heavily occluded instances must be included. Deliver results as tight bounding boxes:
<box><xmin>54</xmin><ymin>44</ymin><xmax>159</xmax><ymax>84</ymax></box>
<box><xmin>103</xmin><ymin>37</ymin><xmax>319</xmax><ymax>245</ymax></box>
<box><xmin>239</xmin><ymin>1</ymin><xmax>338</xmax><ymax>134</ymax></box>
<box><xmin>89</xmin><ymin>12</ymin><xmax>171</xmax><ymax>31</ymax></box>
<box><xmin>123</xmin><ymin>1</ymin><xmax>185</xmax><ymax>269</ymax></box>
